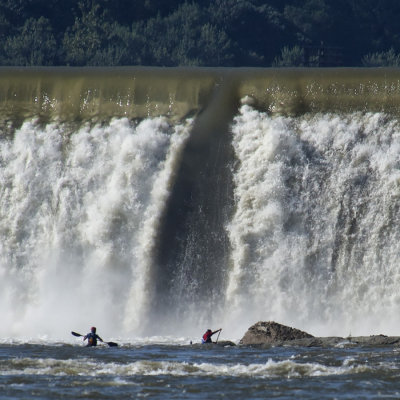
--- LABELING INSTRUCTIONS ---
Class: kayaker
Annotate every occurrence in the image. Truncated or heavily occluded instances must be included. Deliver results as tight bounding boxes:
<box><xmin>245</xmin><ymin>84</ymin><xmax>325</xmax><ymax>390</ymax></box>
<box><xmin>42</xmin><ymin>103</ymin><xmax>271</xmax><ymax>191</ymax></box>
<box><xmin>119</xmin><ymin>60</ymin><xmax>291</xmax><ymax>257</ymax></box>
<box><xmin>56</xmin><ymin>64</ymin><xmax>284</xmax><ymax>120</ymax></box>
<box><xmin>202</xmin><ymin>328</ymin><xmax>222</xmax><ymax>343</ymax></box>
<box><xmin>83</xmin><ymin>327</ymin><xmax>103</xmax><ymax>347</ymax></box>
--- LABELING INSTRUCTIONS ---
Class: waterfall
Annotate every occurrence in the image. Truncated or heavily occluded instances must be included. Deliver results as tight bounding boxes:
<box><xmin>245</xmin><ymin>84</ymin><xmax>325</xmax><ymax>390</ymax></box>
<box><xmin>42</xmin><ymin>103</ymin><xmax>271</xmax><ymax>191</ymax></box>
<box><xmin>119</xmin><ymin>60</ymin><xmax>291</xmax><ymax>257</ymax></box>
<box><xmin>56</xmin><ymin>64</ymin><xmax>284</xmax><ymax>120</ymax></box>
<box><xmin>2</xmin><ymin>67</ymin><xmax>400</xmax><ymax>340</ymax></box>
<box><xmin>0</xmin><ymin>117</ymin><xmax>191</xmax><ymax>338</ymax></box>
<box><xmin>225</xmin><ymin>102</ymin><xmax>400</xmax><ymax>337</ymax></box>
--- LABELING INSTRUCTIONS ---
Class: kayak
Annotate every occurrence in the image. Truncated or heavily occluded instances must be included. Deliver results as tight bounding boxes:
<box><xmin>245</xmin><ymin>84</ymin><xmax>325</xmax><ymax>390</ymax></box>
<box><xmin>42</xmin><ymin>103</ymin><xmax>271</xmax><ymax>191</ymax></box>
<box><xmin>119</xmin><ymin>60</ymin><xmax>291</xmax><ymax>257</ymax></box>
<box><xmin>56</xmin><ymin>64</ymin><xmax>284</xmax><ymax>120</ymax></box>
<box><xmin>192</xmin><ymin>340</ymin><xmax>236</xmax><ymax>347</ymax></box>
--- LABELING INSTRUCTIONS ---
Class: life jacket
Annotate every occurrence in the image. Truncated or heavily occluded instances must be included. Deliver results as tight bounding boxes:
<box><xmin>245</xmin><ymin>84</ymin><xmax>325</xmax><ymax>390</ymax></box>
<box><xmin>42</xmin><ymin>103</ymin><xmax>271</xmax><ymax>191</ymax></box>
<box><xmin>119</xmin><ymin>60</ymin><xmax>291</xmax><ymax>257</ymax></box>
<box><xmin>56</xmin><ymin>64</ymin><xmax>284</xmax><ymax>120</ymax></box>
<box><xmin>86</xmin><ymin>333</ymin><xmax>97</xmax><ymax>346</ymax></box>
<box><xmin>202</xmin><ymin>331</ymin><xmax>212</xmax><ymax>343</ymax></box>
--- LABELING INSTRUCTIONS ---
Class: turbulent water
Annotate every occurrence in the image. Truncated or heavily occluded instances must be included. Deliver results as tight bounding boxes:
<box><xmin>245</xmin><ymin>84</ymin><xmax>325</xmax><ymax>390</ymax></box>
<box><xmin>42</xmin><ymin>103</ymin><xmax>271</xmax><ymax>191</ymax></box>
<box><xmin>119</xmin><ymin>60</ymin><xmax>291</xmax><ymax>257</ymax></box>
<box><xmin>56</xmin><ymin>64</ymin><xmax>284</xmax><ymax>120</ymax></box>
<box><xmin>2</xmin><ymin>341</ymin><xmax>400</xmax><ymax>399</ymax></box>
<box><xmin>2</xmin><ymin>67</ymin><xmax>400</xmax><ymax>398</ymax></box>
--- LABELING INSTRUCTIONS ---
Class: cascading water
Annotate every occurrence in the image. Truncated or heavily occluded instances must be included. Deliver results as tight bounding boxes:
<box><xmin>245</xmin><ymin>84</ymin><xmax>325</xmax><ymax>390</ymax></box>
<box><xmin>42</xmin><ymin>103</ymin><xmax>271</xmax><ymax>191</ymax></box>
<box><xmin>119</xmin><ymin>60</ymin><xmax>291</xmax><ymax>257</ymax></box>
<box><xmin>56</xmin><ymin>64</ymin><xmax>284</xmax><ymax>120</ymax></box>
<box><xmin>225</xmin><ymin>102</ymin><xmax>400</xmax><ymax>337</ymax></box>
<box><xmin>0</xmin><ymin>116</ymin><xmax>192</xmax><ymax>338</ymax></box>
<box><xmin>2</xmin><ymin>67</ymin><xmax>400</xmax><ymax>341</ymax></box>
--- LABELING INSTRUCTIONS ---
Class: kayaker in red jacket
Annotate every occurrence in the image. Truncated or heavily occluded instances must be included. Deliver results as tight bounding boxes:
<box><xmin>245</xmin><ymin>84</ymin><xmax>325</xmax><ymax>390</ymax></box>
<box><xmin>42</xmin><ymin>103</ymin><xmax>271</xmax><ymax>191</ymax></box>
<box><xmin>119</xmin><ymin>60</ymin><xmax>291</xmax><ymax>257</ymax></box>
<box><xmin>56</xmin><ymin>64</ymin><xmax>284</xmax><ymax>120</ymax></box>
<box><xmin>202</xmin><ymin>328</ymin><xmax>222</xmax><ymax>343</ymax></box>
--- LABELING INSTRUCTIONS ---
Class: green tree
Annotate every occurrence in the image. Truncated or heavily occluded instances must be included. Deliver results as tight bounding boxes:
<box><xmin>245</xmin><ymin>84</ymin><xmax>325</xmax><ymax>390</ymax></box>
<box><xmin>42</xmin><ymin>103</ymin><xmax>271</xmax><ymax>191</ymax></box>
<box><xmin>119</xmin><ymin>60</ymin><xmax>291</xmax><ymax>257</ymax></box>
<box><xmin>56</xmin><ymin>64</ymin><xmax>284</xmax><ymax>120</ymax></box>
<box><xmin>2</xmin><ymin>16</ymin><xmax>57</xmax><ymax>65</ymax></box>
<box><xmin>135</xmin><ymin>2</ymin><xmax>233</xmax><ymax>66</ymax></box>
<box><xmin>197</xmin><ymin>23</ymin><xmax>232</xmax><ymax>66</ymax></box>
<box><xmin>208</xmin><ymin>0</ymin><xmax>287</xmax><ymax>65</ymax></box>
<box><xmin>362</xmin><ymin>48</ymin><xmax>400</xmax><ymax>67</ymax></box>
<box><xmin>283</xmin><ymin>0</ymin><xmax>333</xmax><ymax>45</ymax></box>
<box><xmin>272</xmin><ymin>45</ymin><xmax>304</xmax><ymax>67</ymax></box>
<box><xmin>62</xmin><ymin>0</ymin><xmax>131</xmax><ymax>65</ymax></box>
<box><xmin>2</xmin><ymin>0</ymin><xmax>400</xmax><ymax>66</ymax></box>
<box><xmin>98</xmin><ymin>0</ymin><xmax>184</xmax><ymax>24</ymax></box>
<box><xmin>347</xmin><ymin>0</ymin><xmax>400</xmax><ymax>52</ymax></box>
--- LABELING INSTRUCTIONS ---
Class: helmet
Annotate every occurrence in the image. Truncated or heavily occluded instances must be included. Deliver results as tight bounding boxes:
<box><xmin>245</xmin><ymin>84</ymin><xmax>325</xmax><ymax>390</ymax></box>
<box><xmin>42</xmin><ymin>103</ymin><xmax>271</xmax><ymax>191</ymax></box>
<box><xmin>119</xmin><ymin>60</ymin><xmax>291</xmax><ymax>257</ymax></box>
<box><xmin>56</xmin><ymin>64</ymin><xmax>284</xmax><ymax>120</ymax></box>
<box><xmin>91</xmin><ymin>326</ymin><xmax>96</xmax><ymax>332</ymax></box>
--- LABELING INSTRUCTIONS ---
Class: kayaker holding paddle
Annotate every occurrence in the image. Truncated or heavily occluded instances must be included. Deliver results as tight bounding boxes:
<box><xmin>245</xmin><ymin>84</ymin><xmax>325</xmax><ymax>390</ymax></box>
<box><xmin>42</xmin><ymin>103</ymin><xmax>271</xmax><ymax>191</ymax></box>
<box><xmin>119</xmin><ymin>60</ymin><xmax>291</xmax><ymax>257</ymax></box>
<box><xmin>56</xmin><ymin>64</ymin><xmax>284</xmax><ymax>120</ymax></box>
<box><xmin>83</xmin><ymin>326</ymin><xmax>103</xmax><ymax>347</ymax></box>
<box><xmin>71</xmin><ymin>328</ymin><xmax>118</xmax><ymax>347</ymax></box>
<box><xmin>202</xmin><ymin>328</ymin><xmax>222</xmax><ymax>343</ymax></box>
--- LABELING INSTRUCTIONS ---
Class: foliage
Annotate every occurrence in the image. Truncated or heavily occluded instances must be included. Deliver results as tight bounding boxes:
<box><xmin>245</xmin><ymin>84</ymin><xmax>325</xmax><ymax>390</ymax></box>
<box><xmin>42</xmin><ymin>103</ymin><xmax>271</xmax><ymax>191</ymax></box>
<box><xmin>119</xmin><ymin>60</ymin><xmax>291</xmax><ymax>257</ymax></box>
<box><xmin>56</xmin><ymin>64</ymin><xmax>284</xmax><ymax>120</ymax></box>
<box><xmin>283</xmin><ymin>0</ymin><xmax>333</xmax><ymax>45</ymax></box>
<box><xmin>207</xmin><ymin>0</ymin><xmax>288</xmax><ymax>65</ymax></box>
<box><xmin>273</xmin><ymin>46</ymin><xmax>304</xmax><ymax>67</ymax></box>
<box><xmin>132</xmin><ymin>2</ymin><xmax>233</xmax><ymax>66</ymax></box>
<box><xmin>63</xmin><ymin>1</ymin><xmax>122</xmax><ymax>66</ymax></box>
<box><xmin>362</xmin><ymin>48</ymin><xmax>400</xmax><ymax>67</ymax></box>
<box><xmin>3</xmin><ymin>17</ymin><xmax>57</xmax><ymax>65</ymax></box>
<box><xmin>1</xmin><ymin>0</ymin><xmax>400</xmax><ymax>66</ymax></box>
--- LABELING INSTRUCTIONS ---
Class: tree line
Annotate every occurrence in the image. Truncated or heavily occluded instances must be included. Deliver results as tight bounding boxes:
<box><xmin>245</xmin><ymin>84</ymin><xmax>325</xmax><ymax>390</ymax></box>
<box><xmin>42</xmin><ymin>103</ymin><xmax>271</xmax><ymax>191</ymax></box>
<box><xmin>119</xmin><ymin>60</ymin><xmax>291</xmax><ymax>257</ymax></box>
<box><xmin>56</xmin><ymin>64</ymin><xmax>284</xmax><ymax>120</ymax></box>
<box><xmin>1</xmin><ymin>0</ymin><xmax>400</xmax><ymax>67</ymax></box>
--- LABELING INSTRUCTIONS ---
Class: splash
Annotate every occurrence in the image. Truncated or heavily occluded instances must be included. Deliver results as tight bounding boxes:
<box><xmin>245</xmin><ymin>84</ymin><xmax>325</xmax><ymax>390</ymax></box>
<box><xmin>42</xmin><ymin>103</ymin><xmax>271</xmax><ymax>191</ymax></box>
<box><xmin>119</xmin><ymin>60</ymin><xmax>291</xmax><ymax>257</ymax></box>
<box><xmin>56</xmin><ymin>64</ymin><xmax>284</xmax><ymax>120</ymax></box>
<box><xmin>3</xmin><ymin>69</ymin><xmax>400</xmax><ymax>341</ymax></box>
<box><xmin>0</xmin><ymin>117</ymin><xmax>191</xmax><ymax>339</ymax></box>
<box><xmin>225</xmin><ymin>104</ymin><xmax>400</xmax><ymax>337</ymax></box>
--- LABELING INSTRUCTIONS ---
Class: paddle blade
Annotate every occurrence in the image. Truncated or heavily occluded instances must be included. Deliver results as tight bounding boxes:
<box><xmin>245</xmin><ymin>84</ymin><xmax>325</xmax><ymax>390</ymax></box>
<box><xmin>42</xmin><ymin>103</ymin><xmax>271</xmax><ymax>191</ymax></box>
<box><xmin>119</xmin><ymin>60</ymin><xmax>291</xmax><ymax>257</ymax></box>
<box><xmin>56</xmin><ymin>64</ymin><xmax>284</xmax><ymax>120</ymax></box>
<box><xmin>107</xmin><ymin>341</ymin><xmax>118</xmax><ymax>347</ymax></box>
<box><xmin>71</xmin><ymin>331</ymin><xmax>83</xmax><ymax>337</ymax></box>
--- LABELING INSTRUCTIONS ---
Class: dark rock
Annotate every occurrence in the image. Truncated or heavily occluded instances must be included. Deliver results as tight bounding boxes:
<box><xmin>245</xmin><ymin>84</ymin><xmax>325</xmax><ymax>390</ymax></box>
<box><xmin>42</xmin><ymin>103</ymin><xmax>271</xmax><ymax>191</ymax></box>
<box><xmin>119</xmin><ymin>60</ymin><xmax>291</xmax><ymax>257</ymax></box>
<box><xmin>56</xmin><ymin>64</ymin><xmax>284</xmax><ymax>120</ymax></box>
<box><xmin>207</xmin><ymin>340</ymin><xmax>236</xmax><ymax>347</ymax></box>
<box><xmin>240</xmin><ymin>321</ymin><xmax>313</xmax><ymax>345</ymax></box>
<box><xmin>213</xmin><ymin>340</ymin><xmax>236</xmax><ymax>347</ymax></box>
<box><xmin>239</xmin><ymin>321</ymin><xmax>400</xmax><ymax>348</ymax></box>
<box><xmin>346</xmin><ymin>335</ymin><xmax>400</xmax><ymax>346</ymax></box>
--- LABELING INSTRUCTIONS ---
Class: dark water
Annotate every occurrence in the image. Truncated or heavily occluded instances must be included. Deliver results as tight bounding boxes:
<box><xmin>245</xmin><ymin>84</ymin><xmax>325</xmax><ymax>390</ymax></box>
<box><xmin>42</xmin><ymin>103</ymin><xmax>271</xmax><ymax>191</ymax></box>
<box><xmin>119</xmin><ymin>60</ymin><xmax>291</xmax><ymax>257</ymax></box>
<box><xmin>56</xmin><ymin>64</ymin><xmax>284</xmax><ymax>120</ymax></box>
<box><xmin>2</xmin><ymin>342</ymin><xmax>400</xmax><ymax>399</ymax></box>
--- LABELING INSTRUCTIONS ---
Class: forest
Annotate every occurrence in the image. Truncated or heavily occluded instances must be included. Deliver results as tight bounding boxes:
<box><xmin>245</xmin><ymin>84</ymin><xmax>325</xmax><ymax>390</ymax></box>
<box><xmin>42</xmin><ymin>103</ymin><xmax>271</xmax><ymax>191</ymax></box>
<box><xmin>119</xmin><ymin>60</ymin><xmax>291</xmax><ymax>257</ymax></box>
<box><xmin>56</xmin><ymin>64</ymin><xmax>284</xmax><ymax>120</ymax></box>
<box><xmin>1</xmin><ymin>0</ymin><xmax>400</xmax><ymax>67</ymax></box>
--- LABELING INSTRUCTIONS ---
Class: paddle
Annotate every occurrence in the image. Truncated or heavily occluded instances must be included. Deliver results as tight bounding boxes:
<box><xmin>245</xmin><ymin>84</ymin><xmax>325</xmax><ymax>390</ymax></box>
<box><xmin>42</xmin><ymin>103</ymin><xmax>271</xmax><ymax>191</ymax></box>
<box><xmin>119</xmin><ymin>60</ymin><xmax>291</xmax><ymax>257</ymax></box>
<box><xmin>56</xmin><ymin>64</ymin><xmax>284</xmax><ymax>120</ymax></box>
<box><xmin>215</xmin><ymin>328</ymin><xmax>222</xmax><ymax>344</ymax></box>
<box><xmin>71</xmin><ymin>331</ymin><xmax>118</xmax><ymax>347</ymax></box>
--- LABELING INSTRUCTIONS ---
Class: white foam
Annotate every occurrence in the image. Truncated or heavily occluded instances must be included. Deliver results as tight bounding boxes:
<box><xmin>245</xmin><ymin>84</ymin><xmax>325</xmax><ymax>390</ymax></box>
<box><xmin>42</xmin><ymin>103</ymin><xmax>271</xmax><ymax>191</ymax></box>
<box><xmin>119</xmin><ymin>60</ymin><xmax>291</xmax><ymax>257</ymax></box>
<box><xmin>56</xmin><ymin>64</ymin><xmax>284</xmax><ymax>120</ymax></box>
<box><xmin>225</xmin><ymin>104</ymin><xmax>400</xmax><ymax>337</ymax></box>
<box><xmin>0</xmin><ymin>117</ymin><xmax>191</xmax><ymax>339</ymax></box>
<box><xmin>0</xmin><ymin>356</ymin><xmax>381</xmax><ymax>379</ymax></box>
<box><xmin>3</xmin><ymin>103</ymin><xmax>400</xmax><ymax>341</ymax></box>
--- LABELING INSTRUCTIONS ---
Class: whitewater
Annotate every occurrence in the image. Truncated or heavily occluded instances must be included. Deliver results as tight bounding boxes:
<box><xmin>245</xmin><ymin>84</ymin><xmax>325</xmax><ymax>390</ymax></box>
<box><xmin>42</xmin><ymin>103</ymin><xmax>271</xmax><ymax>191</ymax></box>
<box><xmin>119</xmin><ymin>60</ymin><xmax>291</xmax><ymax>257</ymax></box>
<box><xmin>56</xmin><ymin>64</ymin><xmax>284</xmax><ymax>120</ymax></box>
<box><xmin>2</xmin><ymin>67</ymin><xmax>400</xmax><ymax>399</ymax></box>
<box><xmin>0</xmin><ymin>115</ymin><xmax>194</xmax><ymax>340</ymax></box>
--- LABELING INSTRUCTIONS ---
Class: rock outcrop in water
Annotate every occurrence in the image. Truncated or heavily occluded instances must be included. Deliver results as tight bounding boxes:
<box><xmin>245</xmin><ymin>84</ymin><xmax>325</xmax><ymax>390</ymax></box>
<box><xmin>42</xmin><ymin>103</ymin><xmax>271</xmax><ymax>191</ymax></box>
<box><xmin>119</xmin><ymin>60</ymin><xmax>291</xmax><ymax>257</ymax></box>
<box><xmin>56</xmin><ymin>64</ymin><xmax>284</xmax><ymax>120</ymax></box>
<box><xmin>240</xmin><ymin>321</ymin><xmax>400</xmax><ymax>347</ymax></box>
<box><xmin>240</xmin><ymin>321</ymin><xmax>314</xmax><ymax>345</ymax></box>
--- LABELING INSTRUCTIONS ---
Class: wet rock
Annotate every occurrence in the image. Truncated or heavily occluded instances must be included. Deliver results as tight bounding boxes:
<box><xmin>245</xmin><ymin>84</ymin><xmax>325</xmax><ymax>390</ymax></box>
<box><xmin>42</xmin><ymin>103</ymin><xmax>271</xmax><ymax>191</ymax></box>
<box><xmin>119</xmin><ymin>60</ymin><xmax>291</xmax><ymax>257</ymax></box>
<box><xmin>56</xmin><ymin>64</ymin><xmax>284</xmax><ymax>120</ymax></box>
<box><xmin>239</xmin><ymin>321</ymin><xmax>400</xmax><ymax>348</ymax></box>
<box><xmin>240</xmin><ymin>321</ymin><xmax>313</xmax><ymax>345</ymax></box>
<box><xmin>346</xmin><ymin>335</ymin><xmax>400</xmax><ymax>346</ymax></box>
<box><xmin>213</xmin><ymin>340</ymin><xmax>236</xmax><ymax>347</ymax></box>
